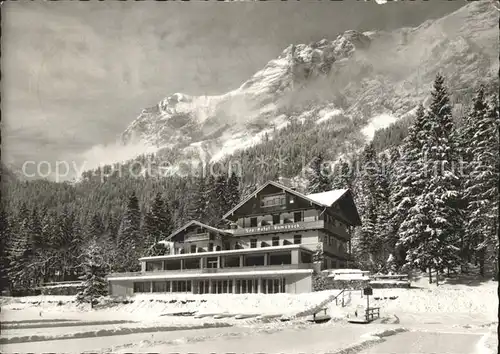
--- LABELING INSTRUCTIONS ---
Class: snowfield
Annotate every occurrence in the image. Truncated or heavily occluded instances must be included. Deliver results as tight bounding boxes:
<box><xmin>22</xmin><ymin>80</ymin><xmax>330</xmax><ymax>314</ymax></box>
<box><xmin>0</xmin><ymin>280</ymin><xmax>497</xmax><ymax>353</ymax></box>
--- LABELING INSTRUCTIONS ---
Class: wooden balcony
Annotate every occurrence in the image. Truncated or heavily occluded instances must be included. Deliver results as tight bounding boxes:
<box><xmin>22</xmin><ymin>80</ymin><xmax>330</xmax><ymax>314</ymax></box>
<box><xmin>231</xmin><ymin>220</ymin><xmax>350</xmax><ymax>240</ymax></box>
<box><xmin>185</xmin><ymin>232</ymin><xmax>210</xmax><ymax>242</ymax></box>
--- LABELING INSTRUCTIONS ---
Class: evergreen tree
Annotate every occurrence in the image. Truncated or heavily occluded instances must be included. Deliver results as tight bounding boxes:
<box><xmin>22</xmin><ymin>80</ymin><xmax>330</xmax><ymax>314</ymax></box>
<box><xmin>85</xmin><ymin>213</ymin><xmax>105</xmax><ymax>242</ymax></box>
<box><xmin>143</xmin><ymin>192</ymin><xmax>173</xmax><ymax>249</ymax></box>
<box><xmin>30</xmin><ymin>208</ymin><xmax>43</xmax><ymax>249</ymax></box>
<box><xmin>354</xmin><ymin>143</ymin><xmax>384</xmax><ymax>268</ymax></box>
<box><xmin>8</xmin><ymin>204</ymin><xmax>36</xmax><ymax>292</ymax></box>
<box><xmin>226</xmin><ymin>172</ymin><xmax>241</xmax><ymax>211</ymax></box>
<box><xmin>214</xmin><ymin>174</ymin><xmax>229</xmax><ymax>226</ymax></box>
<box><xmin>77</xmin><ymin>239</ymin><xmax>108</xmax><ymax>309</ymax></box>
<box><xmin>204</xmin><ymin>174</ymin><xmax>219</xmax><ymax>225</ymax></box>
<box><xmin>187</xmin><ymin>176</ymin><xmax>208</xmax><ymax>222</ymax></box>
<box><xmin>307</xmin><ymin>153</ymin><xmax>332</xmax><ymax>193</ymax></box>
<box><xmin>116</xmin><ymin>192</ymin><xmax>142</xmax><ymax>271</ymax></box>
<box><xmin>374</xmin><ymin>153</ymin><xmax>392</xmax><ymax>267</ymax></box>
<box><xmin>0</xmin><ymin>208</ymin><xmax>10</xmax><ymax>292</ymax></box>
<box><xmin>399</xmin><ymin>75</ymin><xmax>462</xmax><ymax>279</ymax></box>
<box><xmin>464</xmin><ymin>95</ymin><xmax>499</xmax><ymax>276</ymax></box>
<box><xmin>391</xmin><ymin>104</ymin><xmax>429</xmax><ymax>267</ymax></box>
<box><xmin>331</xmin><ymin>158</ymin><xmax>354</xmax><ymax>190</ymax></box>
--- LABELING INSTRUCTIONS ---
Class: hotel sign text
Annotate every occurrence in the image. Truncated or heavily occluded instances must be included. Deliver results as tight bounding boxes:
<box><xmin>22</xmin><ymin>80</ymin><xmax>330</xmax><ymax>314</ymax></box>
<box><xmin>243</xmin><ymin>223</ymin><xmax>302</xmax><ymax>234</ymax></box>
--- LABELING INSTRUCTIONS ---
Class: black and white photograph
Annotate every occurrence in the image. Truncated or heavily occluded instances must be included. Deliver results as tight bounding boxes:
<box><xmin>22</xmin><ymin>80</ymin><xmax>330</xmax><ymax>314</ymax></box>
<box><xmin>1</xmin><ymin>0</ymin><xmax>499</xmax><ymax>353</ymax></box>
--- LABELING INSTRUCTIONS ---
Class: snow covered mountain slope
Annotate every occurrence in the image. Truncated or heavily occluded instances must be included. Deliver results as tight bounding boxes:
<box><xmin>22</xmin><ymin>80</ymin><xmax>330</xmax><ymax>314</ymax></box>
<box><xmin>121</xmin><ymin>1</ymin><xmax>498</xmax><ymax>164</ymax></box>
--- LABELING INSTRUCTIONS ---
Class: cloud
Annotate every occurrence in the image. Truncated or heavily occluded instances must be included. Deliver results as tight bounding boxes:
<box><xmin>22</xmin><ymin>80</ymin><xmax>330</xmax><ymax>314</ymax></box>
<box><xmin>77</xmin><ymin>140</ymin><xmax>160</xmax><ymax>175</ymax></box>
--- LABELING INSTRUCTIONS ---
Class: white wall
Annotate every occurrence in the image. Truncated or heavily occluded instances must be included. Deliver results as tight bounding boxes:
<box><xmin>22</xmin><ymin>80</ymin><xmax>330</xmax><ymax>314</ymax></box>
<box><xmin>285</xmin><ymin>273</ymin><xmax>313</xmax><ymax>293</ymax></box>
<box><xmin>110</xmin><ymin>280</ymin><xmax>134</xmax><ymax>297</ymax></box>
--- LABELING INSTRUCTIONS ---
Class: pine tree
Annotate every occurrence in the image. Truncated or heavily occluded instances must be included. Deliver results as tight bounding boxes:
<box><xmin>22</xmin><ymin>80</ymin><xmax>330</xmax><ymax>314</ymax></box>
<box><xmin>143</xmin><ymin>192</ymin><xmax>173</xmax><ymax>250</ymax></box>
<box><xmin>331</xmin><ymin>158</ymin><xmax>354</xmax><ymax>190</ymax></box>
<box><xmin>391</xmin><ymin>104</ymin><xmax>429</xmax><ymax>267</ymax></box>
<box><xmin>399</xmin><ymin>75</ymin><xmax>462</xmax><ymax>280</ymax></box>
<box><xmin>187</xmin><ymin>176</ymin><xmax>208</xmax><ymax>222</ymax></box>
<box><xmin>214</xmin><ymin>174</ymin><xmax>229</xmax><ymax>226</ymax></box>
<box><xmin>226</xmin><ymin>172</ymin><xmax>241</xmax><ymax>211</ymax></box>
<box><xmin>307</xmin><ymin>153</ymin><xmax>332</xmax><ymax>193</ymax></box>
<box><xmin>204</xmin><ymin>175</ymin><xmax>219</xmax><ymax>225</ymax></box>
<box><xmin>353</xmin><ymin>143</ymin><xmax>385</xmax><ymax>268</ymax></box>
<box><xmin>8</xmin><ymin>204</ymin><xmax>36</xmax><ymax>292</ymax></box>
<box><xmin>85</xmin><ymin>213</ymin><xmax>105</xmax><ymax>242</ymax></box>
<box><xmin>77</xmin><ymin>239</ymin><xmax>108</xmax><ymax>309</ymax></box>
<box><xmin>357</xmin><ymin>199</ymin><xmax>378</xmax><ymax>267</ymax></box>
<box><xmin>464</xmin><ymin>95</ymin><xmax>499</xmax><ymax>277</ymax></box>
<box><xmin>374</xmin><ymin>153</ymin><xmax>392</xmax><ymax>267</ymax></box>
<box><xmin>0</xmin><ymin>208</ymin><xmax>10</xmax><ymax>292</ymax></box>
<box><xmin>116</xmin><ymin>192</ymin><xmax>142</xmax><ymax>271</ymax></box>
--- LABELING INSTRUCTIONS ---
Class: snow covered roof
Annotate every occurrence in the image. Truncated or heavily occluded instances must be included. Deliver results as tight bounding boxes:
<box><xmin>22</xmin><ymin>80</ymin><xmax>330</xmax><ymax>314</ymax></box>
<box><xmin>305</xmin><ymin>189</ymin><xmax>348</xmax><ymax>207</ymax></box>
<box><xmin>223</xmin><ymin>181</ymin><xmax>348</xmax><ymax>218</ymax></box>
<box><xmin>108</xmin><ymin>268</ymin><xmax>313</xmax><ymax>281</ymax></box>
<box><xmin>222</xmin><ymin>180</ymin><xmax>361</xmax><ymax>226</ymax></box>
<box><xmin>165</xmin><ymin>220</ymin><xmax>231</xmax><ymax>241</ymax></box>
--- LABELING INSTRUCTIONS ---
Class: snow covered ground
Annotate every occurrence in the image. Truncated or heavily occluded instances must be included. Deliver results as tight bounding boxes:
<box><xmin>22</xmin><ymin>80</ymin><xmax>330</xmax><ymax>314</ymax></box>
<box><xmin>1</xmin><ymin>280</ymin><xmax>497</xmax><ymax>353</ymax></box>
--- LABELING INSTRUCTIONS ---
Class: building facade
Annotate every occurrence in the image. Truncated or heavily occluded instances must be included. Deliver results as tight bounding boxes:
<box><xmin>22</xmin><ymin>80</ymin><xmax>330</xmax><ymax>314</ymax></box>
<box><xmin>107</xmin><ymin>180</ymin><xmax>361</xmax><ymax>296</ymax></box>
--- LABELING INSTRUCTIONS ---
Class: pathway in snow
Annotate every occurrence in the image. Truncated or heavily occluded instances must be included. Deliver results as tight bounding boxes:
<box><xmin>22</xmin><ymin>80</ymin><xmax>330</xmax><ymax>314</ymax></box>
<box><xmin>138</xmin><ymin>323</ymin><xmax>383</xmax><ymax>354</ymax></box>
<box><xmin>358</xmin><ymin>330</ymin><xmax>486</xmax><ymax>354</ymax></box>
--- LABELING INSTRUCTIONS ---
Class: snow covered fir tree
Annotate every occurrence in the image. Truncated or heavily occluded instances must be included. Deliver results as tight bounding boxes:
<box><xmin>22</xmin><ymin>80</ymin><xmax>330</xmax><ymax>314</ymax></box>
<box><xmin>76</xmin><ymin>239</ymin><xmax>109</xmax><ymax>309</ymax></box>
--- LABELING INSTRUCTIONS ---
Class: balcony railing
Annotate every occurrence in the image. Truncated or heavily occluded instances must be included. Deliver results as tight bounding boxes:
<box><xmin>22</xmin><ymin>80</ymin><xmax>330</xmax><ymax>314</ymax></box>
<box><xmin>232</xmin><ymin>220</ymin><xmax>324</xmax><ymax>236</ymax></box>
<box><xmin>200</xmin><ymin>263</ymin><xmax>313</xmax><ymax>273</ymax></box>
<box><xmin>185</xmin><ymin>233</ymin><xmax>210</xmax><ymax>242</ymax></box>
<box><xmin>107</xmin><ymin>263</ymin><xmax>313</xmax><ymax>279</ymax></box>
<box><xmin>231</xmin><ymin>220</ymin><xmax>350</xmax><ymax>240</ymax></box>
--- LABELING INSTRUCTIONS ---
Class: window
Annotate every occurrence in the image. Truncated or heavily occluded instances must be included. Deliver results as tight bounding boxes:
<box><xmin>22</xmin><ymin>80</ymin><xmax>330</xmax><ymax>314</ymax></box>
<box><xmin>272</xmin><ymin>214</ymin><xmax>280</xmax><ymax>225</ymax></box>
<box><xmin>294</xmin><ymin>212</ymin><xmax>302</xmax><ymax>222</ymax></box>
<box><xmin>208</xmin><ymin>243</ymin><xmax>214</xmax><ymax>252</ymax></box>
<box><xmin>294</xmin><ymin>235</ymin><xmax>302</xmax><ymax>244</ymax></box>
<box><xmin>170</xmin><ymin>280</ymin><xmax>191</xmax><ymax>293</ymax></box>
<box><xmin>153</xmin><ymin>281</ymin><xmax>168</xmax><ymax>292</ymax></box>
<box><xmin>260</xmin><ymin>194</ymin><xmax>286</xmax><ymax>208</ymax></box>
<box><xmin>209</xmin><ymin>233</ymin><xmax>215</xmax><ymax>241</ymax></box>
<box><xmin>289</xmin><ymin>197</ymin><xmax>294</xmax><ymax>204</ymax></box>
<box><xmin>250</xmin><ymin>217</ymin><xmax>258</xmax><ymax>227</ymax></box>
<box><xmin>250</xmin><ymin>239</ymin><xmax>257</xmax><ymax>248</ymax></box>
<box><xmin>263</xmin><ymin>277</ymin><xmax>286</xmax><ymax>294</ymax></box>
<box><xmin>134</xmin><ymin>282</ymin><xmax>146</xmax><ymax>293</ymax></box>
<box><xmin>272</xmin><ymin>236</ymin><xmax>280</xmax><ymax>246</ymax></box>
<box><xmin>190</xmin><ymin>244</ymin><xmax>197</xmax><ymax>253</ymax></box>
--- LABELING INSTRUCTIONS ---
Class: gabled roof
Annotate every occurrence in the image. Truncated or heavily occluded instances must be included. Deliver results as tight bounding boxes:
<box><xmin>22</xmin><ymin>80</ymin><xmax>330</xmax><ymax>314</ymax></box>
<box><xmin>222</xmin><ymin>180</ymin><xmax>352</xmax><ymax>219</ymax></box>
<box><xmin>223</xmin><ymin>181</ymin><xmax>315</xmax><ymax>219</ymax></box>
<box><xmin>165</xmin><ymin>220</ymin><xmax>231</xmax><ymax>241</ymax></box>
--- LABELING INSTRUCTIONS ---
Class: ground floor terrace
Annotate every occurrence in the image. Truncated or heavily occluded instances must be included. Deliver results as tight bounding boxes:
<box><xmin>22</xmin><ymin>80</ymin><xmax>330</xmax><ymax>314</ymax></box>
<box><xmin>107</xmin><ymin>269</ymin><xmax>313</xmax><ymax>296</ymax></box>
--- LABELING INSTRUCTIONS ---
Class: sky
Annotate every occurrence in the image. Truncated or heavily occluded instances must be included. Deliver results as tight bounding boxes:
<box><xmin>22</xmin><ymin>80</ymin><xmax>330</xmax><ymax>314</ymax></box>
<box><xmin>1</xmin><ymin>0</ymin><xmax>467</xmax><ymax>179</ymax></box>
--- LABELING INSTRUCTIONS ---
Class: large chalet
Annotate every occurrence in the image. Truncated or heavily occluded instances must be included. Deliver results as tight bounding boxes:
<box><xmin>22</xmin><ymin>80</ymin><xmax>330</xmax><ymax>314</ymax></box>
<box><xmin>107</xmin><ymin>180</ymin><xmax>361</xmax><ymax>295</ymax></box>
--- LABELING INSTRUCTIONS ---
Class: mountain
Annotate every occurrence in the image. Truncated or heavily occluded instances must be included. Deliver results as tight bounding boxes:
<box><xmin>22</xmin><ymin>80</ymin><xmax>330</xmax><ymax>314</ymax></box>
<box><xmin>121</xmin><ymin>1</ymin><xmax>498</xmax><ymax>166</ymax></box>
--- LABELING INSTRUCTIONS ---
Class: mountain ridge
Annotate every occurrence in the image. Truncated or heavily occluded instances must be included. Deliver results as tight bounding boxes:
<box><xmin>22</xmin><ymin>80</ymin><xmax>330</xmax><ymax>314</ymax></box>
<box><xmin>121</xmin><ymin>1</ymin><xmax>497</xmax><ymax>168</ymax></box>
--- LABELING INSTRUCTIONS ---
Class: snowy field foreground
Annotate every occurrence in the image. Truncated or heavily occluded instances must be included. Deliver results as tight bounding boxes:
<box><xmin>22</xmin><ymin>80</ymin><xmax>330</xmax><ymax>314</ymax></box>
<box><xmin>0</xmin><ymin>281</ymin><xmax>497</xmax><ymax>353</ymax></box>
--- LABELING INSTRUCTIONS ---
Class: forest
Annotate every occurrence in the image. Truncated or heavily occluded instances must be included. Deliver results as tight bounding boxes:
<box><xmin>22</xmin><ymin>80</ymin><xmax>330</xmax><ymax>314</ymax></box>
<box><xmin>1</xmin><ymin>74</ymin><xmax>498</xmax><ymax>295</ymax></box>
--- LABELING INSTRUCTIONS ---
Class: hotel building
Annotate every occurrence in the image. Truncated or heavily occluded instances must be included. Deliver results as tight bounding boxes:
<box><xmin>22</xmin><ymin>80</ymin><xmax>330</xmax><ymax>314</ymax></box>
<box><xmin>107</xmin><ymin>180</ymin><xmax>361</xmax><ymax>295</ymax></box>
